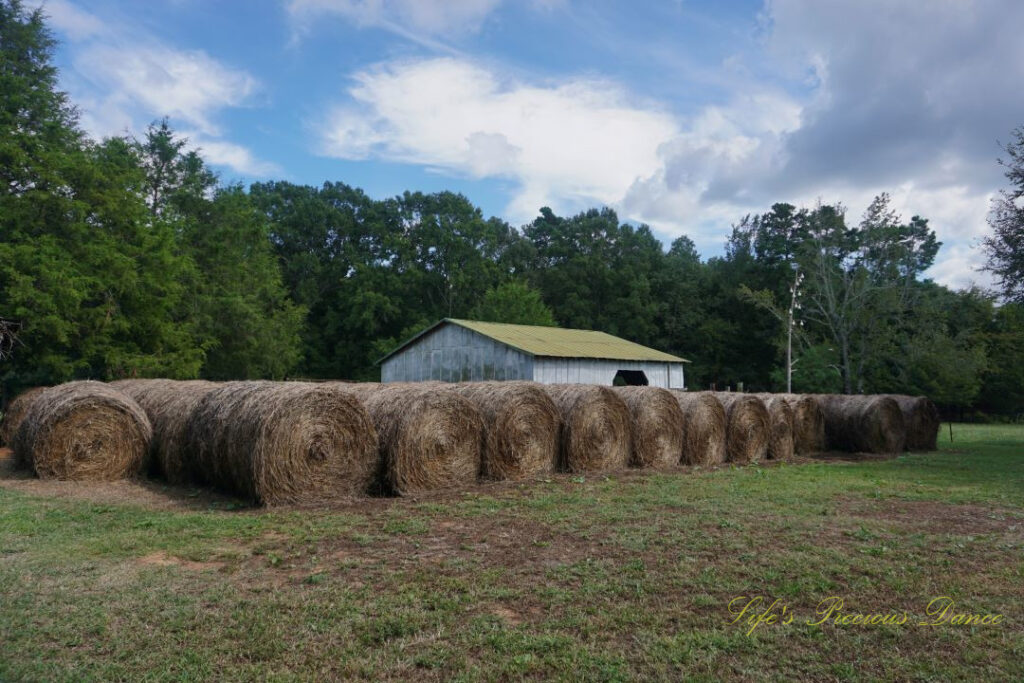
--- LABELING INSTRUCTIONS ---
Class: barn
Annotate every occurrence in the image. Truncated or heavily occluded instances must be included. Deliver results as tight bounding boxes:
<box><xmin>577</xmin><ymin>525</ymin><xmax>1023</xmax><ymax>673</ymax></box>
<box><xmin>379</xmin><ymin>318</ymin><xmax>689</xmax><ymax>388</ymax></box>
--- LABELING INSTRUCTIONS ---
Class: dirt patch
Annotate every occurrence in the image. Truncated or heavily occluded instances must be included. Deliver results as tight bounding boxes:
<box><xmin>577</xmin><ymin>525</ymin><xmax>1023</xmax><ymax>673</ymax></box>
<box><xmin>842</xmin><ymin>498</ymin><xmax>1021</xmax><ymax>535</ymax></box>
<box><xmin>0</xmin><ymin>454</ymin><xmax>744</xmax><ymax>514</ymax></box>
<box><xmin>0</xmin><ymin>453</ymin><xmax>250</xmax><ymax>511</ymax></box>
<box><xmin>138</xmin><ymin>551</ymin><xmax>224</xmax><ymax>572</ymax></box>
<box><xmin>487</xmin><ymin>604</ymin><xmax>524</xmax><ymax>625</ymax></box>
<box><xmin>811</xmin><ymin>450</ymin><xmax>900</xmax><ymax>463</ymax></box>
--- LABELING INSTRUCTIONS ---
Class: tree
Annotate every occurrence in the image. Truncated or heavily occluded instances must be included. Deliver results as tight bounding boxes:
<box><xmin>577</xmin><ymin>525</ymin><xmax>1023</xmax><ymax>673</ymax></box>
<box><xmin>796</xmin><ymin>196</ymin><xmax>939</xmax><ymax>393</ymax></box>
<box><xmin>74</xmin><ymin>137</ymin><xmax>203</xmax><ymax>379</ymax></box>
<box><xmin>899</xmin><ymin>329</ymin><xmax>987</xmax><ymax>410</ymax></box>
<box><xmin>0</xmin><ymin>0</ymin><xmax>82</xmax><ymax>197</ymax></box>
<box><xmin>0</xmin><ymin>3</ymin><xmax>202</xmax><ymax>389</ymax></box>
<box><xmin>469</xmin><ymin>281</ymin><xmax>556</xmax><ymax>326</ymax></box>
<box><xmin>184</xmin><ymin>187</ymin><xmax>305</xmax><ymax>379</ymax></box>
<box><xmin>131</xmin><ymin>125</ymin><xmax>304</xmax><ymax>379</ymax></box>
<box><xmin>398</xmin><ymin>191</ymin><xmax>517</xmax><ymax>319</ymax></box>
<box><xmin>136</xmin><ymin>119</ymin><xmax>215</xmax><ymax>216</ymax></box>
<box><xmin>524</xmin><ymin>207</ymin><xmax>665</xmax><ymax>345</ymax></box>
<box><xmin>652</xmin><ymin>236</ymin><xmax>707</xmax><ymax>371</ymax></box>
<box><xmin>772</xmin><ymin>343</ymin><xmax>843</xmax><ymax>394</ymax></box>
<box><xmin>0</xmin><ymin>0</ymin><xmax>86</xmax><ymax>382</ymax></box>
<box><xmin>983</xmin><ymin>127</ymin><xmax>1024</xmax><ymax>302</ymax></box>
<box><xmin>978</xmin><ymin>302</ymin><xmax>1024</xmax><ymax>418</ymax></box>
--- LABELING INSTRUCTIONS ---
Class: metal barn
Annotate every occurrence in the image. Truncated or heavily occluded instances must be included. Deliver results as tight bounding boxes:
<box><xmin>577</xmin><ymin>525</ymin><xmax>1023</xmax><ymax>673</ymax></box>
<box><xmin>379</xmin><ymin>319</ymin><xmax>688</xmax><ymax>388</ymax></box>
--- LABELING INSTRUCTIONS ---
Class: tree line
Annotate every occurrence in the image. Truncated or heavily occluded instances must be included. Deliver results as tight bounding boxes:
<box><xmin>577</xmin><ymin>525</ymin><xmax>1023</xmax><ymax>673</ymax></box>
<box><xmin>3</xmin><ymin>1</ymin><xmax>1023</xmax><ymax>419</ymax></box>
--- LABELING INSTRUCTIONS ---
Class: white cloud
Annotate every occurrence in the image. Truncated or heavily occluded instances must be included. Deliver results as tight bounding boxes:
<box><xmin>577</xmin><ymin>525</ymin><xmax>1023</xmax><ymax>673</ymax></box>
<box><xmin>619</xmin><ymin>0</ymin><xmax>1024</xmax><ymax>288</ymax></box>
<box><xmin>184</xmin><ymin>134</ymin><xmax>282</xmax><ymax>177</ymax></box>
<box><xmin>320</xmin><ymin>58</ymin><xmax>680</xmax><ymax>221</ymax></box>
<box><xmin>75</xmin><ymin>45</ymin><xmax>257</xmax><ymax>137</ymax></box>
<box><xmin>286</xmin><ymin>0</ymin><xmax>502</xmax><ymax>49</ymax></box>
<box><xmin>43</xmin><ymin>2</ymin><xmax>275</xmax><ymax>177</ymax></box>
<box><xmin>622</xmin><ymin>90</ymin><xmax>803</xmax><ymax>249</ymax></box>
<box><xmin>929</xmin><ymin>244</ymin><xmax>992</xmax><ymax>291</ymax></box>
<box><xmin>41</xmin><ymin>0</ymin><xmax>105</xmax><ymax>40</ymax></box>
<box><xmin>291</xmin><ymin>0</ymin><xmax>500</xmax><ymax>33</ymax></box>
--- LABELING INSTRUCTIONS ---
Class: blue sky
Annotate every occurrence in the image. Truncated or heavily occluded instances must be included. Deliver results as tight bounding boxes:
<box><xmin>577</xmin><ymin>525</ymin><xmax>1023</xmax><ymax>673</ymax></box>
<box><xmin>39</xmin><ymin>0</ymin><xmax>1024</xmax><ymax>288</ymax></box>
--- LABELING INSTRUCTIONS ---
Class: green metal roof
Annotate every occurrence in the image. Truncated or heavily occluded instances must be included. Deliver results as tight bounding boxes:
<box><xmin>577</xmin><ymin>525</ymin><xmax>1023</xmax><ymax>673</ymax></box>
<box><xmin>379</xmin><ymin>318</ymin><xmax>689</xmax><ymax>363</ymax></box>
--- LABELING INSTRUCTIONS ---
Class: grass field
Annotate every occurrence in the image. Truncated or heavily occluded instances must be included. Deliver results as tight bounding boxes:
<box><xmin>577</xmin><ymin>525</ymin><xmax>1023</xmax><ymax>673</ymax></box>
<box><xmin>1</xmin><ymin>424</ymin><xmax>1021</xmax><ymax>681</ymax></box>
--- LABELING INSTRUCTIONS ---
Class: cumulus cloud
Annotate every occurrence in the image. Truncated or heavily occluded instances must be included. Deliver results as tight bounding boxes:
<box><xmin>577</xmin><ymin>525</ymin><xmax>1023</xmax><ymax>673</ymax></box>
<box><xmin>74</xmin><ymin>45</ymin><xmax>257</xmax><ymax>137</ymax></box>
<box><xmin>764</xmin><ymin>0</ymin><xmax>1024</xmax><ymax>192</ymax></box>
<box><xmin>319</xmin><ymin>58</ymin><xmax>680</xmax><ymax>220</ymax></box>
<box><xmin>620</xmin><ymin>0</ymin><xmax>1023</xmax><ymax>286</ymax></box>
<box><xmin>622</xmin><ymin>90</ymin><xmax>803</xmax><ymax>246</ymax></box>
<box><xmin>40</xmin><ymin>1</ymin><xmax>275</xmax><ymax>177</ymax></box>
<box><xmin>182</xmin><ymin>134</ymin><xmax>282</xmax><ymax>177</ymax></box>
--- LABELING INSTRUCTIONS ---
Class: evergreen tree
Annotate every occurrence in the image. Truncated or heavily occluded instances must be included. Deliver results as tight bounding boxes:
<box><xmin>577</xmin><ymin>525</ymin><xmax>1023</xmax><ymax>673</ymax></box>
<box><xmin>133</xmin><ymin>123</ymin><xmax>303</xmax><ymax>379</ymax></box>
<box><xmin>0</xmin><ymin>2</ymin><xmax>201</xmax><ymax>391</ymax></box>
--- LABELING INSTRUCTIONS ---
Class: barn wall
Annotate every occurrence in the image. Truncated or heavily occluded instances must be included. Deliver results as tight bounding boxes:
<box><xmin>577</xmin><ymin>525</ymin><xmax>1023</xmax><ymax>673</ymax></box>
<box><xmin>669</xmin><ymin>364</ymin><xmax>686</xmax><ymax>389</ymax></box>
<box><xmin>381</xmin><ymin>323</ymin><xmax>533</xmax><ymax>382</ymax></box>
<box><xmin>531</xmin><ymin>358</ymin><xmax>685</xmax><ymax>389</ymax></box>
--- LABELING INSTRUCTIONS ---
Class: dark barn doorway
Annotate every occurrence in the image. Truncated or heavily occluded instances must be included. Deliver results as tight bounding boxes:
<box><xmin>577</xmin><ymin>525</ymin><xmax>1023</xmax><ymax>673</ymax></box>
<box><xmin>612</xmin><ymin>370</ymin><xmax>649</xmax><ymax>386</ymax></box>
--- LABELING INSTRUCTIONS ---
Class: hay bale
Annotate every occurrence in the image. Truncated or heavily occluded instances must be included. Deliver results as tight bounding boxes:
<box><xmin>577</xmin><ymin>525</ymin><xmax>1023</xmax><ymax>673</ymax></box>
<box><xmin>335</xmin><ymin>383</ymin><xmax>483</xmax><ymax>495</ymax></box>
<box><xmin>887</xmin><ymin>395</ymin><xmax>939</xmax><ymax>451</ymax></box>
<box><xmin>111</xmin><ymin>379</ymin><xmax>219</xmax><ymax>483</ymax></box>
<box><xmin>755</xmin><ymin>394</ymin><xmax>795</xmax><ymax>461</ymax></box>
<box><xmin>12</xmin><ymin>381</ymin><xmax>151</xmax><ymax>480</ymax></box>
<box><xmin>818</xmin><ymin>394</ymin><xmax>906</xmax><ymax>454</ymax></box>
<box><xmin>670</xmin><ymin>392</ymin><xmax>727</xmax><ymax>466</ymax></box>
<box><xmin>612</xmin><ymin>386</ymin><xmax>684</xmax><ymax>468</ymax></box>
<box><xmin>775</xmin><ymin>393</ymin><xmax>826</xmax><ymax>454</ymax></box>
<box><xmin>542</xmin><ymin>384</ymin><xmax>632</xmax><ymax>473</ymax></box>
<box><xmin>186</xmin><ymin>381</ymin><xmax>378</xmax><ymax>505</ymax></box>
<box><xmin>712</xmin><ymin>393</ymin><xmax>770</xmax><ymax>465</ymax></box>
<box><xmin>442</xmin><ymin>381</ymin><xmax>559</xmax><ymax>480</ymax></box>
<box><xmin>1</xmin><ymin>386</ymin><xmax>46</xmax><ymax>449</ymax></box>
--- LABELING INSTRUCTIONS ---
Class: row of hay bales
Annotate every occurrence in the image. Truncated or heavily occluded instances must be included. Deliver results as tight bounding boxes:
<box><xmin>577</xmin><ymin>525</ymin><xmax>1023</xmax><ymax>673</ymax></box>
<box><xmin>0</xmin><ymin>381</ymin><xmax>939</xmax><ymax>505</ymax></box>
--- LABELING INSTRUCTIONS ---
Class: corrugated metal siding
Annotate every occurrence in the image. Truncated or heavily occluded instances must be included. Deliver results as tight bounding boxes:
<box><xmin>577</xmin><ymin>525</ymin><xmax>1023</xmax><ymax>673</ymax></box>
<box><xmin>669</xmin><ymin>364</ymin><xmax>686</xmax><ymax>389</ymax></box>
<box><xmin>531</xmin><ymin>358</ymin><xmax>685</xmax><ymax>389</ymax></box>
<box><xmin>381</xmin><ymin>323</ymin><xmax>533</xmax><ymax>383</ymax></box>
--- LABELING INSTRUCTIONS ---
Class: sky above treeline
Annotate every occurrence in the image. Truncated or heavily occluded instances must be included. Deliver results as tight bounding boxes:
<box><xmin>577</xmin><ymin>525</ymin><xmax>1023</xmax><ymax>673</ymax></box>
<box><xmin>37</xmin><ymin>0</ymin><xmax>1024</xmax><ymax>289</ymax></box>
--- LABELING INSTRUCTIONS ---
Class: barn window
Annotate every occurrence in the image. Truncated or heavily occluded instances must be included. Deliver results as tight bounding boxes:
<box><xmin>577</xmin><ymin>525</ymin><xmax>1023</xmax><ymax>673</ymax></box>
<box><xmin>613</xmin><ymin>370</ymin><xmax>648</xmax><ymax>386</ymax></box>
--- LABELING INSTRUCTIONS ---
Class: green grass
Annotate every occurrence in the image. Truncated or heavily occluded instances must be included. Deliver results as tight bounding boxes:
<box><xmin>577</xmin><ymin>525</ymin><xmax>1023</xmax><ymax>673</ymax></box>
<box><xmin>1</xmin><ymin>424</ymin><xmax>1022</xmax><ymax>681</ymax></box>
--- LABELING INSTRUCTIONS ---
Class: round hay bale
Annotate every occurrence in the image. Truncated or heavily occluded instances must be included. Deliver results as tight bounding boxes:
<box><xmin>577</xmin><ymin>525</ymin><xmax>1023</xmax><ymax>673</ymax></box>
<box><xmin>334</xmin><ymin>383</ymin><xmax>483</xmax><ymax>495</ymax></box>
<box><xmin>755</xmin><ymin>394</ymin><xmax>795</xmax><ymax>461</ymax></box>
<box><xmin>1</xmin><ymin>386</ymin><xmax>46</xmax><ymax>449</ymax></box>
<box><xmin>542</xmin><ymin>384</ymin><xmax>632</xmax><ymax>473</ymax></box>
<box><xmin>443</xmin><ymin>381</ymin><xmax>559</xmax><ymax>480</ymax></box>
<box><xmin>612</xmin><ymin>386</ymin><xmax>684</xmax><ymax>468</ymax></box>
<box><xmin>111</xmin><ymin>379</ymin><xmax>219</xmax><ymax>483</ymax></box>
<box><xmin>818</xmin><ymin>394</ymin><xmax>906</xmax><ymax>454</ymax></box>
<box><xmin>775</xmin><ymin>393</ymin><xmax>826</xmax><ymax>455</ymax></box>
<box><xmin>670</xmin><ymin>392</ymin><xmax>727</xmax><ymax>466</ymax></box>
<box><xmin>712</xmin><ymin>393</ymin><xmax>770</xmax><ymax>465</ymax></box>
<box><xmin>887</xmin><ymin>395</ymin><xmax>939</xmax><ymax>451</ymax></box>
<box><xmin>186</xmin><ymin>381</ymin><xmax>379</xmax><ymax>505</ymax></box>
<box><xmin>12</xmin><ymin>381</ymin><xmax>151</xmax><ymax>480</ymax></box>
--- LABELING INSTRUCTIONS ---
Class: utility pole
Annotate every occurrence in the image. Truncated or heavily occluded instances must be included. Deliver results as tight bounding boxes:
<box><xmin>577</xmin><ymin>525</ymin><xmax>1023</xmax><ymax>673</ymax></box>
<box><xmin>786</xmin><ymin>271</ymin><xmax>803</xmax><ymax>393</ymax></box>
